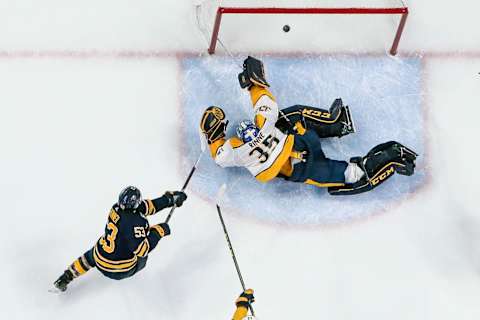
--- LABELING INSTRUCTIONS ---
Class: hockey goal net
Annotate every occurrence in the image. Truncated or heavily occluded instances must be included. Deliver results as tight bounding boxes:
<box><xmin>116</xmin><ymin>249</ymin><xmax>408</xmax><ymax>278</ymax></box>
<box><xmin>195</xmin><ymin>0</ymin><xmax>409</xmax><ymax>55</ymax></box>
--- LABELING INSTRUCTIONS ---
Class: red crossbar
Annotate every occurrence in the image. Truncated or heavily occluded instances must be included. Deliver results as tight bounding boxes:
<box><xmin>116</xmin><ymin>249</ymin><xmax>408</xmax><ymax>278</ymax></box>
<box><xmin>208</xmin><ymin>7</ymin><xmax>409</xmax><ymax>55</ymax></box>
<box><xmin>220</xmin><ymin>7</ymin><xmax>408</xmax><ymax>15</ymax></box>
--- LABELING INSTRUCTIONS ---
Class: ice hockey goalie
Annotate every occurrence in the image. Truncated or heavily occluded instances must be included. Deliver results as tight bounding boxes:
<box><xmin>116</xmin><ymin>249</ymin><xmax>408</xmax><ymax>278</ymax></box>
<box><xmin>200</xmin><ymin>56</ymin><xmax>417</xmax><ymax>195</ymax></box>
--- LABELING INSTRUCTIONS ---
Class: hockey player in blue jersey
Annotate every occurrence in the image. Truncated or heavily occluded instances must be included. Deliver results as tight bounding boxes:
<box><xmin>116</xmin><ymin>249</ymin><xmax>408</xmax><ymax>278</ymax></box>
<box><xmin>53</xmin><ymin>186</ymin><xmax>187</xmax><ymax>292</ymax></box>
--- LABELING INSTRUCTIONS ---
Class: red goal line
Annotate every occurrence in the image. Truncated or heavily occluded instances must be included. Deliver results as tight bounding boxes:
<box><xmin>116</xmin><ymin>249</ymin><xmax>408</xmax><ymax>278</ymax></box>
<box><xmin>208</xmin><ymin>6</ymin><xmax>409</xmax><ymax>55</ymax></box>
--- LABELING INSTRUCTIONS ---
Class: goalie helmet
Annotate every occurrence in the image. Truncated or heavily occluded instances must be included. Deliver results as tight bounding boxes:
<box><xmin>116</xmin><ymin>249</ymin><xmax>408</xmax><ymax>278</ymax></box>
<box><xmin>118</xmin><ymin>186</ymin><xmax>142</xmax><ymax>210</ymax></box>
<box><xmin>236</xmin><ymin>120</ymin><xmax>260</xmax><ymax>143</ymax></box>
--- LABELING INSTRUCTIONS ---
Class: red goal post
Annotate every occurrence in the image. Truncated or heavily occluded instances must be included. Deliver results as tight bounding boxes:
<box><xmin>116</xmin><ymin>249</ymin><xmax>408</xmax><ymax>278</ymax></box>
<box><xmin>197</xmin><ymin>1</ymin><xmax>409</xmax><ymax>56</ymax></box>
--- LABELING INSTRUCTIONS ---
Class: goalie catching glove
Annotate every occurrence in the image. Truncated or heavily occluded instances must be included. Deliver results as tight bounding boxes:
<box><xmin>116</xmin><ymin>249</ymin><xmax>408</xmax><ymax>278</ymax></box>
<box><xmin>200</xmin><ymin>106</ymin><xmax>228</xmax><ymax>144</ymax></box>
<box><xmin>238</xmin><ymin>56</ymin><xmax>270</xmax><ymax>89</ymax></box>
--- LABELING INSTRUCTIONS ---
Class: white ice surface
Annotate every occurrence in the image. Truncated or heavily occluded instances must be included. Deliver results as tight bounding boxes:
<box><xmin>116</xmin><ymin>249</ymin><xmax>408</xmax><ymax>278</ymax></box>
<box><xmin>1</xmin><ymin>1</ymin><xmax>480</xmax><ymax>320</ymax></box>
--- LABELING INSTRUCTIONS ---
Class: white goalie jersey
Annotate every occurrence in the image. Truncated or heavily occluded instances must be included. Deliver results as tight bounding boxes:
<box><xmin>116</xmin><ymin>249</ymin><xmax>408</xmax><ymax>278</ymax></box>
<box><xmin>213</xmin><ymin>87</ymin><xmax>294</xmax><ymax>182</ymax></box>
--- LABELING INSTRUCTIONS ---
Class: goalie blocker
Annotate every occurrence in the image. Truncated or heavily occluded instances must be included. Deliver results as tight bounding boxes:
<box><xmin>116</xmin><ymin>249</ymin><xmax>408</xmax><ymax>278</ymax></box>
<box><xmin>328</xmin><ymin>141</ymin><xmax>418</xmax><ymax>195</ymax></box>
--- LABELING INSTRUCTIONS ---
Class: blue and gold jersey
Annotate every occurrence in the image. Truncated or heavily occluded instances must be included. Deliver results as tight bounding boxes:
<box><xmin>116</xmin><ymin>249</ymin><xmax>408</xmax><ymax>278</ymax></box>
<box><xmin>93</xmin><ymin>196</ymin><xmax>171</xmax><ymax>274</ymax></box>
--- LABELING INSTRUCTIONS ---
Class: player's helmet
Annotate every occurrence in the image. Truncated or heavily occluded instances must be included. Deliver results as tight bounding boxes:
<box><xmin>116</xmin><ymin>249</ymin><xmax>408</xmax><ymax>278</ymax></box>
<box><xmin>236</xmin><ymin>120</ymin><xmax>260</xmax><ymax>143</ymax></box>
<box><xmin>118</xmin><ymin>186</ymin><xmax>142</xmax><ymax>210</ymax></box>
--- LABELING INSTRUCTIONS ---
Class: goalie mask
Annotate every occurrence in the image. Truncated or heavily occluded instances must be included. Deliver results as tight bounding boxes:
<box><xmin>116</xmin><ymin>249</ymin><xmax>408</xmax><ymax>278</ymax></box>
<box><xmin>236</xmin><ymin>120</ymin><xmax>260</xmax><ymax>143</ymax></box>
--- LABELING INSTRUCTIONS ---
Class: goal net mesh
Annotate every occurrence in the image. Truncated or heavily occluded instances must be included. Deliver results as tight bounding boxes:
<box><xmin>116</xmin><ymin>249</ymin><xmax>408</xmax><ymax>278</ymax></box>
<box><xmin>195</xmin><ymin>0</ymin><xmax>408</xmax><ymax>54</ymax></box>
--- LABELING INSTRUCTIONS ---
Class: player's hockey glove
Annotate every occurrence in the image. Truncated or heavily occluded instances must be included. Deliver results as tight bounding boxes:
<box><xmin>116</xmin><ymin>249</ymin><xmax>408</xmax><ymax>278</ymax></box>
<box><xmin>235</xmin><ymin>289</ymin><xmax>255</xmax><ymax>308</ymax></box>
<box><xmin>200</xmin><ymin>106</ymin><xmax>228</xmax><ymax>144</ymax></box>
<box><xmin>165</xmin><ymin>191</ymin><xmax>187</xmax><ymax>208</ymax></box>
<box><xmin>238</xmin><ymin>56</ymin><xmax>270</xmax><ymax>90</ymax></box>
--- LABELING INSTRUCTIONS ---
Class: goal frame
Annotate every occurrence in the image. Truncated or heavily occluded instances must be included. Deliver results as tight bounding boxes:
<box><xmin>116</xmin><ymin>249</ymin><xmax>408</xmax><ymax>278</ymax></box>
<box><xmin>207</xmin><ymin>6</ymin><xmax>409</xmax><ymax>55</ymax></box>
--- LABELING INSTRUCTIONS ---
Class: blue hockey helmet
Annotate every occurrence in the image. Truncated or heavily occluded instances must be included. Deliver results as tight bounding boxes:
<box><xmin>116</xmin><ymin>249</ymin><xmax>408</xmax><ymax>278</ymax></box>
<box><xmin>236</xmin><ymin>120</ymin><xmax>260</xmax><ymax>143</ymax></box>
<box><xmin>118</xmin><ymin>186</ymin><xmax>142</xmax><ymax>210</ymax></box>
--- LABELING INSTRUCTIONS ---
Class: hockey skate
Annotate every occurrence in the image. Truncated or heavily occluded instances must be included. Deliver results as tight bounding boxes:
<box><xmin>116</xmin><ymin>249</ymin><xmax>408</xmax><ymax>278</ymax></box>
<box><xmin>52</xmin><ymin>270</ymin><xmax>74</xmax><ymax>292</ymax></box>
<box><xmin>328</xmin><ymin>98</ymin><xmax>355</xmax><ymax>137</ymax></box>
<box><xmin>328</xmin><ymin>141</ymin><xmax>418</xmax><ymax>195</ymax></box>
<box><xmin>340</xmin><ymin>105</ymin><xmax>355</xmax><ymax>136</ymax></box>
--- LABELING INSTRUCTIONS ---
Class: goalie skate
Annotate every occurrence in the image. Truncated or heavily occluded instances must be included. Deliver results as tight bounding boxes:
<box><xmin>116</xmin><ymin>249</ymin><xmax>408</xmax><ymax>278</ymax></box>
<box><xmin>341</xmin><ymin>105</ymin><xmax>356</xmax><ymax>136</ymax></box>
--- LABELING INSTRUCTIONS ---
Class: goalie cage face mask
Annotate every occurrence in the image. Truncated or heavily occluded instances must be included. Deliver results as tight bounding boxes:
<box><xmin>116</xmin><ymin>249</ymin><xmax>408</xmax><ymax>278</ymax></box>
<box><xmin>236</xmin><ymin>119</ymin><xmax>260</xmax><ymax>143</ymax></box>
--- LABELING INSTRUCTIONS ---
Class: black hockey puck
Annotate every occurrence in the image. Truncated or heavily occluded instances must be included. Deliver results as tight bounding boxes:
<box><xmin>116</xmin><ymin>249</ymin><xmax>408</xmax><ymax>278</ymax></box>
<box><xmin>283</xmin><ymin>25</ymin><xmax>290</xmax><ymax>32</ymax></box>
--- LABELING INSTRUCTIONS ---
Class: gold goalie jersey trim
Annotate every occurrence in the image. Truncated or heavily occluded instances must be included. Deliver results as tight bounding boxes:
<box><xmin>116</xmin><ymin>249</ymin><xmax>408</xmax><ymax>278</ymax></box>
<box><xmin>214</xmin><ymin>92</ymin><xmax>294</xmax><ymax>182</ymax></box>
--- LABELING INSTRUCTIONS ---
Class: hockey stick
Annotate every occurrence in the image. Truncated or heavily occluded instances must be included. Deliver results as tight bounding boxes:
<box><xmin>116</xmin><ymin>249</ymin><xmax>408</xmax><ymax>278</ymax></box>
<box><xmin>164</xmin><ymin>152</ymin><xmax>203</xmax><ymax>224</ymax></box>
<box><xmin>216</xmin><ymin>184</ymin><xmax>256</xmax><ymax>317</ymax></box>
<box><xmin>165</xmin><ymin>129</ymin><xmax>208</xmax><ymax>224</ymax></box>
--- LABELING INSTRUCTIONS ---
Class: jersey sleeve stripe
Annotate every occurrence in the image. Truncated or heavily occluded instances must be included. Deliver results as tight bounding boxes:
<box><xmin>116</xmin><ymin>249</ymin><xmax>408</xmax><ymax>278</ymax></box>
<box><xmin>229</xmin><ymin>137</ymin><xmax>244</xmax><ymax>149</ymax></box>
<box><xmin>133</xmin><ymin>240</ymin><xmax>150</xmax><ymax>257</ymax></box>
<box><xmin>249</xmin><ymin>85</ymin><xmax>275</xmax><ymax>105</ymax></box>
<box><xmin>138</xmin><ymin>240</ymin><xmax>149</xmax><ymax>257</ymax></box>
<box><xmin>210</xmin><ymin>138</ymin><xmax>226</xmax><ymax>158</ymax></box>
<box><xmin>150</xmin><ymin>225</ymin><xmax>166</xmax><ymax>238</ymax></box>
<box><xmin>255</xmin><ymin>114</ymin><xmax>267</xmax><ymax>129</ymax></box>
<box><xmin>145</xmin><ymin>199</ymin><xmax>156</xmax><ymax>216</ymax></box>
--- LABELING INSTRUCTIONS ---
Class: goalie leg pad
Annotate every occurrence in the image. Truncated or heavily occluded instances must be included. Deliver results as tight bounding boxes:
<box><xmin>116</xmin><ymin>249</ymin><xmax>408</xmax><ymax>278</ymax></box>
<box><xmin>363</xmin><ymin>141</ymin><xmax>417</xmax><ymax>177</ymax></box>
<box><xmin>276</xmin><ymin>99</ymin><xmax>355</xmax><ymax>138</ymax></box>
<box><xmin>302</xmin><ymin>99</ymin><xmax>355</xmax><ymax>138</ymax></box>
<box><xmin>303</xmin><ymin>104</ymin><xmax>355</xmax><ymax>138</ymax></box>
<box><xmin>328</xmin><ymin>141</ymin><xmax>418</xmax><ymax>195</ymax></box>
<box><xmin>276</xmin><ymin>100</ymin><xmax>355</xmax><ymax>138</ymax></box>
